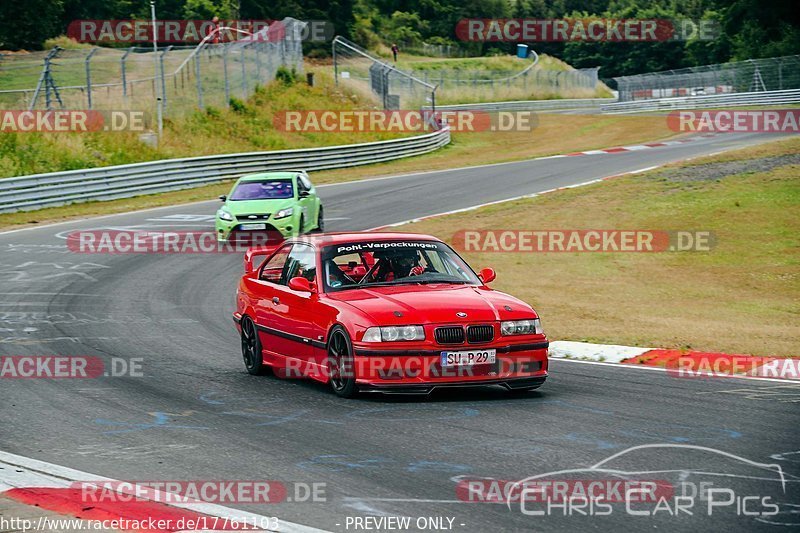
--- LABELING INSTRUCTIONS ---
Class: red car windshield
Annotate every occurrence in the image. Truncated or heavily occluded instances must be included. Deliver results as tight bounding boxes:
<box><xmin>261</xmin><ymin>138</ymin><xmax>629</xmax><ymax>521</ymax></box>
<box><xmin>321</xmin><ymin>240</ymin><xmax>480</xmax><ymax>291</ymax></box>
<box><xmin>231</xmin><ymin>179</ymin><xmax>294</xmax><ymax>200</ymax></box>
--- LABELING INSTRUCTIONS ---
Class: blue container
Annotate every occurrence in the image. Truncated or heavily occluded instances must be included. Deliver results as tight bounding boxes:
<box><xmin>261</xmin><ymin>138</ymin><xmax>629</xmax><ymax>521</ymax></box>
<box><xmin>516</xmin><ymin>44</ymin><xmax>529</xmax><ymax>59</ymax></box>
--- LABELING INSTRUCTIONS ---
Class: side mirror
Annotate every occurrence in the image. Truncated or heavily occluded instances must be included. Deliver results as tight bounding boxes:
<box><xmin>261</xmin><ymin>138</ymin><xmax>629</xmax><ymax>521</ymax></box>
<box><xmin>219</xmin><ymin>195</ymin><xmax>227</xmax><ymax>202</ymax></box>
<box><xmin>298</xmin><ymin>190</ymin><xmax>310</xmax><ymax>198</ymax></box>
<box><xmin>478</xmin><ymin>267</ymin><xmax>496</xmax><ymax>284</ymax></box>
<box><xmin>288</xmin><ymin>276</ymin><xmax>317</xmax><ymax>293</ymax></box>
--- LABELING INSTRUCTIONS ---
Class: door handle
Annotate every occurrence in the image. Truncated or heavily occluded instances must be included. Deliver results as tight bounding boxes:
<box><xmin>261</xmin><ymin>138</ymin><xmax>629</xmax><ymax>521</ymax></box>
<box><xmin>272</xmin><ymin>297</ymin><xmax>280</xmax><ymax>305</ymax></box>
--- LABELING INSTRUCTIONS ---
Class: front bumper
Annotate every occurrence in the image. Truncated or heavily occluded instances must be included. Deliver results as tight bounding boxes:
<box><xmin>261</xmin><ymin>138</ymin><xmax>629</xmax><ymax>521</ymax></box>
<box><xmin>358</xmin><ymin>375</ymin><xmax>547</xmax><ymax>395</ymax></box>
<box><xmin>351</xmin><ymin>341</ymin><xmax>549</xmax><ymax>393</ymax></box>
<box><xmin>216</xmin><ymin>215</ymin><xmax>295</xmax><ymax>242</ymax></box>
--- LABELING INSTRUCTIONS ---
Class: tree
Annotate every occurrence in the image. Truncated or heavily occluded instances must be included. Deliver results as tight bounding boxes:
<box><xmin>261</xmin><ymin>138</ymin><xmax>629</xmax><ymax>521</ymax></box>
<box><xmin>0</xmin><ymin>0</ymin><xmax>64</xmax><ymax>50</ymax></box>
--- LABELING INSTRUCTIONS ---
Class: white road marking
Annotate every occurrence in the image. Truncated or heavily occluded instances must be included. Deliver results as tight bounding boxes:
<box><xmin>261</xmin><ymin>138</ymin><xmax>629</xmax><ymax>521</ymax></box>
<box><xmin>369</xmin><ymin>167</ymin><xmax>658</xmax><ymax>230</ymax></box>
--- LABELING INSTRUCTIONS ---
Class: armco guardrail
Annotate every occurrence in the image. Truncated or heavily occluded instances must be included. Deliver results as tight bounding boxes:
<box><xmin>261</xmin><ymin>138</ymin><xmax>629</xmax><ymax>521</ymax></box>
<box><xmin>0</xmin><ymin>128</ymin><xmax>450</xmax><ymax>213</ymax></box>
<box><xmin>427</xmin><ymin>98</ymin><xmax>615</xmax><ymax>113</ymax></box>
<box><xmin>601</xmin><ymin>89</ymin><xmax>800</xmax><ymax>114</ymax></box>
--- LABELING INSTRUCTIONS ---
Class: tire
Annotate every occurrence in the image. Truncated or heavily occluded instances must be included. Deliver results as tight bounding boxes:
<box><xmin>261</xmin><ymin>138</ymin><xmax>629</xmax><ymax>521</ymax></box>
<box><xmin>297</xmin><ymin>215</ymin><xmax>305</xmax><ymax>236</ymax></box>
<box><xmin>327</xmin><ymin>326</ymin><xmax>358</xmax><ymax>398</ymax></box>
<box><xmin>240</xmin><ymin>316</ymin><xmax>270</xmax><ymax>375</ymax></box>
<box><xmin>315</xmin><ymin>205</ymin><xmax>325</xmax><ymax>233</ymax></box>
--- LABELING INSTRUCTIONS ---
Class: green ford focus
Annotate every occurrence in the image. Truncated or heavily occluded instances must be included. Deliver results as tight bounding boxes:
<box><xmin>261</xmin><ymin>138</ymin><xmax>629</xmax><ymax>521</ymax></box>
<box><xmin>215</xmin><ymin>171</ymin><xmax>324</xmax><ymax>242</ymax></box>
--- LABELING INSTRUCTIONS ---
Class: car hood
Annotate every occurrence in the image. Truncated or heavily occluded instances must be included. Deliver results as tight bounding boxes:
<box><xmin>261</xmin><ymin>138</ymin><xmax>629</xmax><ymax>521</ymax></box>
<box><xmin>329</xmin><ymin>284</ymin><xmax>537</xmax><ymax>325</ymax></box>
<box><xmin>225</xmin><ymin>198</ymin><xmax>295</xmax><ymax>215</ymax></box>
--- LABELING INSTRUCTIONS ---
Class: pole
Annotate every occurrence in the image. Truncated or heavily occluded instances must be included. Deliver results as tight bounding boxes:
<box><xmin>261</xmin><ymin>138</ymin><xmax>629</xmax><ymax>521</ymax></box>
<box><xmin>195</xmin><ymin>54</ymin><xmax>204</xmax><ymax>108</ymax></box>
<box><xmin>160</xmin><ymin>46</ymin><xmax>171</xmax><ymax>110</ymax></box>
<box><xmin>121</xmin><ymin>47</ymin><xmax>134</xmax><ymax>99</ymax></box>
<box><xmin>151</xmin><ymin>1</ymin><xmax>163</xmax><ymax>143</ymax></box>
<box><xmin>223</xmin><ymin>46</ymin><xmax>230</xmax><ymax>106</ymax></box>
<box><xmin>332</xmin><ymin>39</ymin><xmax>338</xmax><ymax>85</ymax></box>
<box><xmin>85</xmin><ymin>49</ymin><xmax>98</xmax><ymax>109</ymax></box>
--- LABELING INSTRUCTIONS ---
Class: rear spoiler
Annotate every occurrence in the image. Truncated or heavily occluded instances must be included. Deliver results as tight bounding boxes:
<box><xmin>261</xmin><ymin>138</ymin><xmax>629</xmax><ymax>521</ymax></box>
<box><xmin>244</xmin><ymin>245</ymin><xmax>279</xmax><ymax>273</ymax></box>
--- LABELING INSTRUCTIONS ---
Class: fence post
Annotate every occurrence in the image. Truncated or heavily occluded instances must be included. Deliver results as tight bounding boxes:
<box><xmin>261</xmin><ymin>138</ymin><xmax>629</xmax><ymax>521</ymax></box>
<box><xmin>121</xmin><ymin>47</ymin><xmax>134</xmax><ymax>99</ymax></box>
<box><xmin>85</xmin><ymin>48</ymin><xmax>98</xmax><ymax>109</ymax></box>
<box><xmin>241</xmin><ymin>49</ymin><xmax>247</xmax><ymax>98</ymax></box>
<box><xmin>255</xmin><ymin>45</ymin><xmax>262</xmax><ymax>84</ymax></box>
<box><xmin>223</xmin><ymin>46</ymin><xmax>230</xmax><ymax>106</ymax></box>
<box><xmin>159</xmin><ymin>46</ymin><xmax>171</xmax><ymax>111</ymax></box>
<box><xmin>332</xmin><ymin>39</ymin><xmax>338</xmax><ymax>85</ymax></box>
<box><xmin>194</xmin><ymin>53</ymin><xmax>204</xmax><ymax>109</ymax></box>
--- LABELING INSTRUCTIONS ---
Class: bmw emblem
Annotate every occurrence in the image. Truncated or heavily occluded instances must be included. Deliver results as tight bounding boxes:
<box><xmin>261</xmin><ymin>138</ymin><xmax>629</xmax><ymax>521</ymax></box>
<box><xmin>456</xmin><ymin>312</ymin><xmax>467</xmax><ymax>318</ymax></box>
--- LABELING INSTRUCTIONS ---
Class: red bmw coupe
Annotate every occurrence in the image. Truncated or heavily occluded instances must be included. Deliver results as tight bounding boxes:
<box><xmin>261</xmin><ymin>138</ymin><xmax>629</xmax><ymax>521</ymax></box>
<box><xmin>233</xmin><ymin>233</ymin><xmax>548</xmax><ymax>397</ymax></box>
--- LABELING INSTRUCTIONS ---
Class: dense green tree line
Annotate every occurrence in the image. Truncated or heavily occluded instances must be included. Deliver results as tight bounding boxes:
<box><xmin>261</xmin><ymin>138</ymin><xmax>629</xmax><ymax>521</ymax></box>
<box><xmin>1</xmin><ymin>0</ymin><xmax>797</xmax><ymax>79</ymax></box>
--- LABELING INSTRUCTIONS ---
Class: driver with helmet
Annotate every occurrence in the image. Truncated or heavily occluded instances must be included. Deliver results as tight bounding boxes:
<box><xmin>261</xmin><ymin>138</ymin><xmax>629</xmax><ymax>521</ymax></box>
<box><xmin>375</xmin><ymin>248</ymin><xmax>424</xmax><ymax>281</ymax></box>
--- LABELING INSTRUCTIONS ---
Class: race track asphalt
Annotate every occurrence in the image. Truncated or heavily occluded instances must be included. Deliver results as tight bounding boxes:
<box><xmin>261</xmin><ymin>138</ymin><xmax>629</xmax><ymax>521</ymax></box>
<box><xmin>1</xmin><ymin>132</ymin><xmax>797</xmax><ymax>532</ymax></box>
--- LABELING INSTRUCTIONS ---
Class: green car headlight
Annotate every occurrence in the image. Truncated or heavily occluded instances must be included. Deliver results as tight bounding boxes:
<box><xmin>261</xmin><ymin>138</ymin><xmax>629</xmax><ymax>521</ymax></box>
<box><xmin>274</xmin><ymin>207</ymin><xmax>294</xmax><ymax>220</ymax></box>
<box><xmin>217</xmin><ymin>207</ymin><xmax>234</xmax><ymax>221</ymax></box>
<box><xmin>501</xmin><ymin>319</ymin><xmax>542</xmax><ymax>336</ymax></box>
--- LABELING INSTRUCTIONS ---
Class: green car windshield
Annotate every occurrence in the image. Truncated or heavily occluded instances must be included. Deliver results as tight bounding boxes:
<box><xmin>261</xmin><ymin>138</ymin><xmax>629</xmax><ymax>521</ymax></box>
<box><xmin>231</xmin><ymin>180</ymin><xmax>294</xmax><ymax>200</ymax></box>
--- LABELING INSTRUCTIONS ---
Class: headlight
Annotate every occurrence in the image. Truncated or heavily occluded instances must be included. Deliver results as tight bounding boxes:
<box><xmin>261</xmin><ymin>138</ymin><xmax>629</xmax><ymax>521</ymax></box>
<box><xmin>501</xmin><ymin>319</ymin><xmax>542</xmax><ymax>336</ymax></box>
<box><xmin>362</xmin><ymin>325</ymin><xmax>425</xmax><ymax>342</ymax></box>
<box><xmin>274</xmin><ymin>207</ymin><xmax>294</xmax><ymax>219</ymax></box>
<box><xmin>216</xmin><ymin>207</ymin><xmax>233</xmax><ymax>221</ymax></box>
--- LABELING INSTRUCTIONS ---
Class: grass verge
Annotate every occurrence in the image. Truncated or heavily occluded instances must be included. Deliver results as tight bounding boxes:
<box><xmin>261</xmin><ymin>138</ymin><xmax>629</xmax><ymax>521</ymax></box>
<box><xmin>393</xmin><ymin>137</ymin><xmax>800</xmax><ymax>357</ymax></box>
<box><xmin>0</xmin><ymin>113</ymin><xmax>677</xmax><ymax>229</ymax></box>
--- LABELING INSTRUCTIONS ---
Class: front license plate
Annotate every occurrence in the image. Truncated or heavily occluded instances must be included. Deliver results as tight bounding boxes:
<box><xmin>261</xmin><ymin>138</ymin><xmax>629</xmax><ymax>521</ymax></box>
<box><xmin>441</xmin><ymin>349</ymin><xmax>496</xmax><ymax>367</ymax></box>
<box><xmin>239</xmin><ymin>223</ymin><xmax>267</xmax><ymax>231</ymax></box>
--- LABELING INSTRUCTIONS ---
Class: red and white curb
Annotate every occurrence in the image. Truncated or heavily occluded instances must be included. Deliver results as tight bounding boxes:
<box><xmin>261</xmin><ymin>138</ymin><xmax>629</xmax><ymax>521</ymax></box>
<box><xmin>549</xmin><ymin>341</ymin><xmax>800</xmax><ymax>382</ymax></box>
<box><xmin>549</xmin><ymin>341</ymin><xmax>650</xmax><ymax>363</ymax></box>
<box><xmin>562</xmin><ymin>133</ymin><xmax>719</xmax><ymax>157</ymax></box>
<box><xmin>0</xmin><ymin>451</ymin><xmax>326</xmax><ymax>533</ymax></box>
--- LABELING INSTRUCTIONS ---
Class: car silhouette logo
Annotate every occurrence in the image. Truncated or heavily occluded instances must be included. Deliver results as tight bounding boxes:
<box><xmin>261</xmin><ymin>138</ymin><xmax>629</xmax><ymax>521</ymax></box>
<box><xmin>456</xmin><ymin>312</ymin><xmax>467</xmax><ymax>318</ymax></box>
